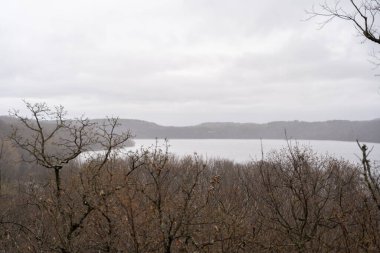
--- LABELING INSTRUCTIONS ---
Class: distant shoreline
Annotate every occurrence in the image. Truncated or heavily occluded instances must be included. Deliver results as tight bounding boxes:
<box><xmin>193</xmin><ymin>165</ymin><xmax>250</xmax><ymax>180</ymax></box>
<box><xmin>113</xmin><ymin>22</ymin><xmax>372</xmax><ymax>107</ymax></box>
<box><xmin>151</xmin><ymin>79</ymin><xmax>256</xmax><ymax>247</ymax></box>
<box><xmin>131</xmin><ymin>137</ymin><xmax>380</xmax><ymax>144</ymax></box>
<box><xmin>2</xmin><ymin>116</ymin><xmax>380</xmax><ymax>144</ymax></box>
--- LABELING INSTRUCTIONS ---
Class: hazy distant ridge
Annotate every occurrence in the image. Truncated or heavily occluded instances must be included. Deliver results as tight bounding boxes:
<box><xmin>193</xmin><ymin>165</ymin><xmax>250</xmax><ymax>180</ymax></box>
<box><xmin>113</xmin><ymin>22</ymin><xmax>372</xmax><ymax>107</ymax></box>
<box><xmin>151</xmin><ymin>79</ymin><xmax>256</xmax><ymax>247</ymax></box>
<box><xmin>115</xmin><ymin>119</ymin><xmax>380</xmax><ymax>143</ymax></box>
<box><xmin>1</xmin><ymin>116</ymin><xmax>379</xmax><ymax>143</ymax></box>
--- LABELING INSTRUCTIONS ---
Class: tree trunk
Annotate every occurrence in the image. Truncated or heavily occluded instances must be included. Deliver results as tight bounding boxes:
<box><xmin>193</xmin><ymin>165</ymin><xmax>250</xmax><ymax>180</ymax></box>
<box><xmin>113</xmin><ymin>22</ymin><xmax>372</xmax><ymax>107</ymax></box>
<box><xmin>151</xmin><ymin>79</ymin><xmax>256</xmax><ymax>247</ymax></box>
<box><xmin>54</xmin><ymin>167</ymin><xmax>62</xmax><ymax>199</ymax></box>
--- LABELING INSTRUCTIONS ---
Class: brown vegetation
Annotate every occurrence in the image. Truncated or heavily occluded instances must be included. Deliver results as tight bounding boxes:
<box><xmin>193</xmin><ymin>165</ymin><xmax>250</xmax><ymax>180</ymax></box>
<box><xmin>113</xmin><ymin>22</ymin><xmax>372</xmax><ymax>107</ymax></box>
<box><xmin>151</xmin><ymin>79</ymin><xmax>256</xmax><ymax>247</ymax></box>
<box><xmin>0</xmin><ymin>102</ymin><xmax>379</xmax><ymax>252</ymax></box>
<box><xmin>1</xmin><ymin>142</ymin><xmax>380</xmax><ymax>252</ymax></box>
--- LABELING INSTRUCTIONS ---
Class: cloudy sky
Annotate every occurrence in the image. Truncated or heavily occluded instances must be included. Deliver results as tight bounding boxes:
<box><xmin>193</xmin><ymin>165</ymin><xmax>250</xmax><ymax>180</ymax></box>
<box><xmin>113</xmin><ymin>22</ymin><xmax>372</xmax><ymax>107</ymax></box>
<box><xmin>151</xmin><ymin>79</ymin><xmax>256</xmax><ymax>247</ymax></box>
<box><xmin>0</xmin><ymin>0</ymin><xmax>379</xmax><ymax>126</ymax></box>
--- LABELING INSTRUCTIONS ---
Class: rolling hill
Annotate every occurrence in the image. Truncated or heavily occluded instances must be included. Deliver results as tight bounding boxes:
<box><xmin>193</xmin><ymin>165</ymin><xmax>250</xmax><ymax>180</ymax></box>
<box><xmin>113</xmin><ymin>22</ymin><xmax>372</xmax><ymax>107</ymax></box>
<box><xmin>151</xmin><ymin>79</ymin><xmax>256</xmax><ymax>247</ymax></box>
<box><xmin>1</xmin><ymin>116</ymin><xmax>380</xmax><ymax>143</ymax></box>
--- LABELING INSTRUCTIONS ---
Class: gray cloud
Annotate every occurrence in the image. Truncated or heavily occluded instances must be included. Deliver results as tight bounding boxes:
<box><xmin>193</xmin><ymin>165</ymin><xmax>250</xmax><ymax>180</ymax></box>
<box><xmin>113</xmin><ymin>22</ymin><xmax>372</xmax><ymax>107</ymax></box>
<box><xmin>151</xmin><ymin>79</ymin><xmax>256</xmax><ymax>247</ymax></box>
<box><xmin>0</xmin><ymin>0</ymin><xmax>379</xmax><ymax>125</ymax></box>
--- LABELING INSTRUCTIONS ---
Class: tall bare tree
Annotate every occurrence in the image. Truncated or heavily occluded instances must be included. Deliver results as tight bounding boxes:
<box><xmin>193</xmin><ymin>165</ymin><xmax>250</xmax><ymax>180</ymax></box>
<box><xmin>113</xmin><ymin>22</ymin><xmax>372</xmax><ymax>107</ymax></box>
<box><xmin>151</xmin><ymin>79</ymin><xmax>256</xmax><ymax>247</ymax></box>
<box><xmin>9</xmin><ymin>101</ymin><xmax>131</xmax><ymax>199</ymax></box>
<box><xmin>357</xmin><ymin>141</ymin><xmax>380</xmax><ymax>210</ymax></box>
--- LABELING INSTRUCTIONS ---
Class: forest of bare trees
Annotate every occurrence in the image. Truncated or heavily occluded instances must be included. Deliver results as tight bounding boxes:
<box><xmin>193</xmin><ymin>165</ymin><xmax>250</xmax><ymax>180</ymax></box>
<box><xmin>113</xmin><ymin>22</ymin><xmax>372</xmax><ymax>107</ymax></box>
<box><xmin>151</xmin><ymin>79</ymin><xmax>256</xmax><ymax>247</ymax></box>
<box><xmin>0</xmin><ymin>102</ymin><xmax>378</xmax><ymax>253</ymax></box>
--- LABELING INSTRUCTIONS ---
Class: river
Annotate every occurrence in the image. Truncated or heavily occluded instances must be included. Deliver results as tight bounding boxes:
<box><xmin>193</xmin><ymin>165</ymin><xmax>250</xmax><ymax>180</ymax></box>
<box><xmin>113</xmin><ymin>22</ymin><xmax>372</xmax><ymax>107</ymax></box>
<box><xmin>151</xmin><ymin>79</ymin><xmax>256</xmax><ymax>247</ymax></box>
<box><xmin>121</xmin><ymin>139</ymin><xmax>380</xmax><ymax>164</ymax></box>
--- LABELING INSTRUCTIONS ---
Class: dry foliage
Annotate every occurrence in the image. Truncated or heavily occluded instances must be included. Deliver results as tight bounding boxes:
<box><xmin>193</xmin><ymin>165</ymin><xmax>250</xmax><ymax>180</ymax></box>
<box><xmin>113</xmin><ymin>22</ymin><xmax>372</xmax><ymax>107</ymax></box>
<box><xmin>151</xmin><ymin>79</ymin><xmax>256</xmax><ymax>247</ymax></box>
<box><xmin>1</xmin><ymin>102</ymin><xmax>379</xmax><ymax>252</ymax></box>
<box><xmin>1</xmin><ymin>142</ymin><xmax>379</xmax><ymax>252</ymax></box>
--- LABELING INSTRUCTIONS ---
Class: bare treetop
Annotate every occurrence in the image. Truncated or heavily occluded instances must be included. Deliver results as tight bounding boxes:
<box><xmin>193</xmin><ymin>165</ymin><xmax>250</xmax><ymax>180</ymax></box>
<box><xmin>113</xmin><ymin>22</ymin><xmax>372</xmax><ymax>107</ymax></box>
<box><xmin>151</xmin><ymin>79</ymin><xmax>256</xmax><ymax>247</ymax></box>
<box><xmin>9</xmin><ymin>101</ymin><xmax>95</xmax><ymax>170</ymax></box>
<box><xmin>9</xmin><ymin>101</ymin><xmax>132</xmax><ymax>198</ymax></box>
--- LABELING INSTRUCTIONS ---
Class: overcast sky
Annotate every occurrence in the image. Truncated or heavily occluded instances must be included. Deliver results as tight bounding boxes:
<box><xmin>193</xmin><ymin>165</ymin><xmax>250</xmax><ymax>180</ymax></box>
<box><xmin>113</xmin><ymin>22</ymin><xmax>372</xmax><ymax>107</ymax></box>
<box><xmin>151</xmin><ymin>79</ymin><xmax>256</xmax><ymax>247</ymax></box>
<box><xmin>0</xmin><ymin>0</ymin><xmax>379</xmax><ymax>126</ymax></box>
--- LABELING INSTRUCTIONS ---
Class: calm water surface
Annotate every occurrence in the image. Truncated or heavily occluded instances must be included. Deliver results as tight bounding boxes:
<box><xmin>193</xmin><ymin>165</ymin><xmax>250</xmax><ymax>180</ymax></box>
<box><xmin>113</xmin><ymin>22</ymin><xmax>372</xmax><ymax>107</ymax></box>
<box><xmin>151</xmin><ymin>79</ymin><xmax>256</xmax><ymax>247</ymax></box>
<box><xmin>124</xmin><ymin>139</ymin><xmax>380</xmax><ymax>164</ymax></box>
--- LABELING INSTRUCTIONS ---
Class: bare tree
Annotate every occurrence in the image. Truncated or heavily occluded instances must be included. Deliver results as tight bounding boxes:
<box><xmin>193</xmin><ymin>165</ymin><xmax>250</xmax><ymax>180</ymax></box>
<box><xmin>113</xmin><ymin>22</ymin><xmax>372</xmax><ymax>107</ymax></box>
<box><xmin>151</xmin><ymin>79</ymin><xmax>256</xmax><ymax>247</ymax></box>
<box><xmin>308</xmin><ymin>0</ymin><xmax>380</xmax><ymax>46</ymax></box>
<box><xmin>9</xmin><ymin>101</ymin><xmax>95</xmax><ymax>198</ymax></box>
<box><xmin>9</xmin><ymin>101</ymin><xmax>132</xmax><ymax>199</ymax></box>
<box><xmin>308</xmin><ymin>5</ymin><xmax>380</xmax><ymax>237</ymax></box>
<box><xmin>357</xmin><ymin>140</ymin><xmax>380</xmax><ymax>211</ymax></box>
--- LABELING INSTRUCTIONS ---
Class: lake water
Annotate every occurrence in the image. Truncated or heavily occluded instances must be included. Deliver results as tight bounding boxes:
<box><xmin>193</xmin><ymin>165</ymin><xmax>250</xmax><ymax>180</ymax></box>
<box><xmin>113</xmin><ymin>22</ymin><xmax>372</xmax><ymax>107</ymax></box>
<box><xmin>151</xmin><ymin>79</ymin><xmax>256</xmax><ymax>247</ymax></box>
<box><xmin>123</xmin><ymin>139</ymin><xmax>380</xmax><ymax>164</ymax></box>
